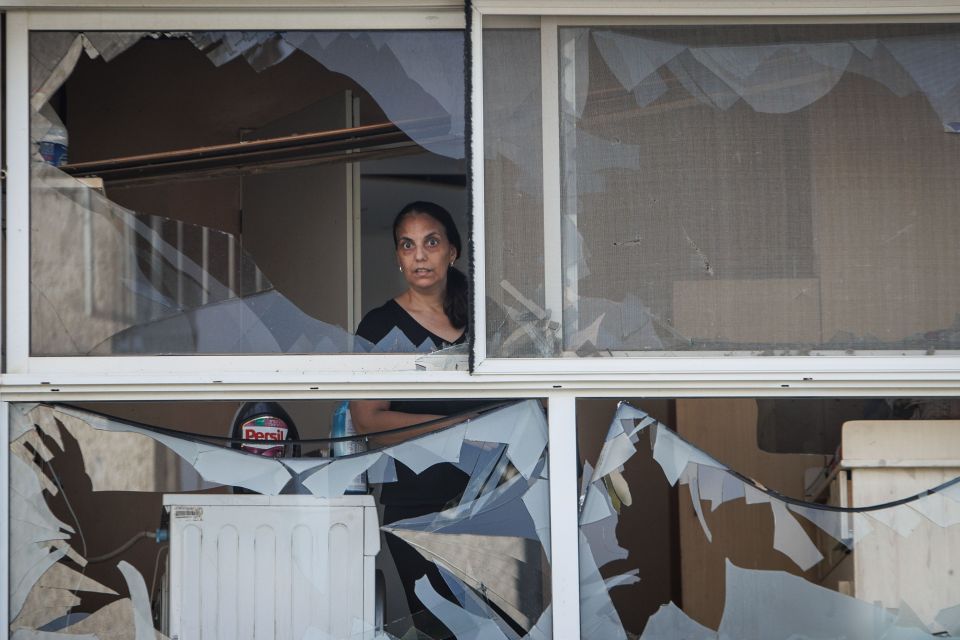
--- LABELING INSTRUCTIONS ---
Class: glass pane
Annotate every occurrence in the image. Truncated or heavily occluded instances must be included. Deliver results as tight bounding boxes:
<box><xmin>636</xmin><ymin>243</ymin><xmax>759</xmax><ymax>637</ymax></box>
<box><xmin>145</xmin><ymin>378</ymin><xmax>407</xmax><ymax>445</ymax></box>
<box><xmin>30</xmin><ymin>31</ymin><xmax>467</xmax><ymax>357</ymax></box>
<box><xmin>9</xmin><ymin>399</ymin><xmax>552</xmax><ymax>639</ymax></box>
<box><xmin>577</xmin><ymin>397</ymin><xmax>960</xmax><ymax>638</ymax></box>
<box><xmin>552</xmin><ymin>25</ymin><xmax>960</xmax><ymax>356</ymax></box>
<box><xmin>482</xmin><ymin>29</ymin><xmax>553</xmax><ymax>358</ymax></box>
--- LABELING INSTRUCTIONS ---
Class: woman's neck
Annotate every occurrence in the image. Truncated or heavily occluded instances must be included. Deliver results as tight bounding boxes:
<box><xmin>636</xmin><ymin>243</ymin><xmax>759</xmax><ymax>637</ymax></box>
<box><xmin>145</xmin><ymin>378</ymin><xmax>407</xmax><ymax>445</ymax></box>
<box><xmin>395</xmin><ymin>287</ymin><xmax>462</xmax><ymax>343</ymax></box>
<box><xmin>399</xmin><ymin>287</ymin><xmax>445</xmax><ymax>313</ymax></box>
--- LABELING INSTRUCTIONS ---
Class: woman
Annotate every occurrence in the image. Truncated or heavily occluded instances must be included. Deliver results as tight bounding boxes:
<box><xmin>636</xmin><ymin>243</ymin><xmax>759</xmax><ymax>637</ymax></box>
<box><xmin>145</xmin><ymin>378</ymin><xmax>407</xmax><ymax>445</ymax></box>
<box><xmin>351</xmin><ymin>201</ymin><xmax>486</xmax><ymax>637</ymax></box>
<box><xmin>352</xmin><ymin>200</ymin><xmax>471</xmax><ymax>434</ymax></box>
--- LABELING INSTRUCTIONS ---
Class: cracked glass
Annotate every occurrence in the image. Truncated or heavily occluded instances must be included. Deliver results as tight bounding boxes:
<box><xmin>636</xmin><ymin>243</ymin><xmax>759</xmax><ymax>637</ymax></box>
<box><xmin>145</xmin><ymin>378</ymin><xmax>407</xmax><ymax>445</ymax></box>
<box><xmin>29</xmin><ymin>31</ymin><xmax>467</xmax><ymax>357</ymax></box>
<box><xmin>9</xmin><ymin>399</ymin><xmax>552</xmax><ymax>639</ymax></box>
<box><xmin>577</xmin><ymin>397</ymin><xmax>960</xmax><ymax>638</ymax></box>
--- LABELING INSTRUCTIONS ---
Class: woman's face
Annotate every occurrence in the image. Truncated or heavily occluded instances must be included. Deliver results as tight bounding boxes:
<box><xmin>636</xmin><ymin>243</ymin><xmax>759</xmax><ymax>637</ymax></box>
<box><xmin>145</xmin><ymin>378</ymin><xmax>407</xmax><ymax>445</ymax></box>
<box><xmin>395</xmin><ymin>212</ymin><xmax>458</xmax><ymax>292</ymax></box>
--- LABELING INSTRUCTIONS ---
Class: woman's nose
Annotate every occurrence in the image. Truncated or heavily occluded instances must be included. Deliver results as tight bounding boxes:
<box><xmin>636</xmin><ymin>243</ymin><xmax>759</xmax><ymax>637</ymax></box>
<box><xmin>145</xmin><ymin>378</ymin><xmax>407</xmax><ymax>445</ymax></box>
<box><xmin>414</xmin><ymin>245</ymin><xmax>427</xmax><ymax>260</ymax></box>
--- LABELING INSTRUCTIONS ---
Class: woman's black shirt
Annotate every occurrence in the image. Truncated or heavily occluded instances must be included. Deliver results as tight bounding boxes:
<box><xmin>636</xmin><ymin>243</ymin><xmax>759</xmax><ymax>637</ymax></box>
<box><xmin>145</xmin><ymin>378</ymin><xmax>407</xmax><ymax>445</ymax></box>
<box><xmin>356</xmin><ymin>299</ymin><xmax>466</xmax><ymax>351</ymax></box>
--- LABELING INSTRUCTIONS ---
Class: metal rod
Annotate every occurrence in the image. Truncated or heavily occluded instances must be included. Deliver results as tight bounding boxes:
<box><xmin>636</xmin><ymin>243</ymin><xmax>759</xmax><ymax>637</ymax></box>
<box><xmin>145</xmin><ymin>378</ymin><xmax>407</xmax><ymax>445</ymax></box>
<box><xmin>103</xmin><ymin>142</ymin><xmax>421</xmax><ymax>190</ymax></box>
<box><xmin>60</xmin><ymin>118</ymin><xmax>453</xmax><ymax>182</ymax></box>
<box><xmin>64</xmin><ymin>121</ymin><xmax>401</xmax><ymax>172</ymax></box>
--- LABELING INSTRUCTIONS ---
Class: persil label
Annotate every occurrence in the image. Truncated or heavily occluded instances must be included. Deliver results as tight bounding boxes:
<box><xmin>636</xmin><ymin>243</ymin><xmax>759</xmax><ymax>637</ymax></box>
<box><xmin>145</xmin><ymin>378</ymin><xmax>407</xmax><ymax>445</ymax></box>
<box><xmin>240</xmin><ymin>416</ymin><xmax>288</xmax><ymax>456</ymax></box>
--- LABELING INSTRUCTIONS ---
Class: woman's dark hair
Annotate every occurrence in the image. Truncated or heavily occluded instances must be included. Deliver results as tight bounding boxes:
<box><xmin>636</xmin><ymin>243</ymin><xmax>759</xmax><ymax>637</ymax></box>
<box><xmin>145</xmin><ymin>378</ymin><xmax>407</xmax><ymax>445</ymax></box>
<box><xmin>393</xmin><ymin>201</ymin><xmax>468</xmax><ymax>330</ymax></box>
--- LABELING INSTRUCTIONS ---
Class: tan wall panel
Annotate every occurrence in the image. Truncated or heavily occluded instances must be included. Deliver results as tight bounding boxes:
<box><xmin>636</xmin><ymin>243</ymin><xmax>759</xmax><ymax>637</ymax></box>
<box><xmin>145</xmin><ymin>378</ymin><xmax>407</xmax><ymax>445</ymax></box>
<box><xmin>676</xmin><ymin>399</ymin><xmax>829</xmax><ymax>628</ymax></box>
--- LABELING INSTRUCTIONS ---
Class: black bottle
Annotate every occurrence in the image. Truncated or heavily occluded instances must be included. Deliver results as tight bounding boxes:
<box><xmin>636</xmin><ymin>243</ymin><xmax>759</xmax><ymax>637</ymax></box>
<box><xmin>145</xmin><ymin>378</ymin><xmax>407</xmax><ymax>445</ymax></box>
<box><xmin>229</xmin><ymin>401</ymin><xmax>301</xmax><ymax>494</ymax></box>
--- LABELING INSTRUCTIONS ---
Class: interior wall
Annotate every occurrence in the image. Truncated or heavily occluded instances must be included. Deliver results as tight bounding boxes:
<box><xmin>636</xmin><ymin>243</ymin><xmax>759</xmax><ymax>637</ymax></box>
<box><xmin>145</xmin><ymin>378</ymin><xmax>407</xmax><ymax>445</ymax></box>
<box><xmin>242</xmin><ymin>95</ymin><xmax>353</xmax><ymax>327</ymax></box>
<box><xmin>675</xmin><ymin>399</ymin><xmax>831</xmax><ymax>629</ymax></box>
<box><xmin>809</xmin><ymin>73</ymin><xmax>960</xmax><ymax>344</ymax></box>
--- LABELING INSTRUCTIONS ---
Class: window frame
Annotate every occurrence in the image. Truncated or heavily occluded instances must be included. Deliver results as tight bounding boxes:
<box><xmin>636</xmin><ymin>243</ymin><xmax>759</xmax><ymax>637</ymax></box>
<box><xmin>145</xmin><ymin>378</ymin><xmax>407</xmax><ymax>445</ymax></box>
<box><xmin>471</xmin><ymin>4</ymin><xmax>960</xmax><ymax>383</ymax></box>
<box><xmin>4</xmin><ymin>7</ymin><xmax>467</xmax><ymax>376</ymax></box>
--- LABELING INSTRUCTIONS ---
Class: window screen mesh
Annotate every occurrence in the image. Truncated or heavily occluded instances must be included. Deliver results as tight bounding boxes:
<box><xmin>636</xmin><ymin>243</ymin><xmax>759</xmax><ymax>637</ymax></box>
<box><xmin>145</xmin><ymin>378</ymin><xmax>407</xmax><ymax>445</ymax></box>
<box><xmin>499</xmin><ymin>24</ymin><xmax>960</xmax><ymax>357</ymax></box>
<box><xmin>482</xmin><ymin>29</ymin><xmax>553</xmax><ymax>357</ymax></box>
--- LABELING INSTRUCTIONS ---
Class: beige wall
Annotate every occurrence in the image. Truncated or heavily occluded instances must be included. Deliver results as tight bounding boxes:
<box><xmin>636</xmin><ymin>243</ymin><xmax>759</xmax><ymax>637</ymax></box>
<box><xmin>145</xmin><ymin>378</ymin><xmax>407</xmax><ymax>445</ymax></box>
<box><xmin>809</xmin><ymin>75</ymin><xmax>960</xmax><ymax>344</ymax></box>
<box><xmin>676</xmin><ymin>399</ymin><xmax>830</xmax><ymax>629</ymax></box>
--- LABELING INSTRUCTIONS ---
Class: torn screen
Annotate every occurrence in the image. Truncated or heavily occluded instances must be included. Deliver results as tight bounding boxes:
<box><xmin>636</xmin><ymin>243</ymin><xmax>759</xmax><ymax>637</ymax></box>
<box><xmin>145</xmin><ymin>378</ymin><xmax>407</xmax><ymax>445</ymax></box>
<box><xmin>9</xmin><ymin>400</ymin><xmax>551</xmax><ymax>639</ymax></box>
<box><xmin>578</xmin><ymin>401</ymin><xmax>960</xmax><ymax>638</ymax></box>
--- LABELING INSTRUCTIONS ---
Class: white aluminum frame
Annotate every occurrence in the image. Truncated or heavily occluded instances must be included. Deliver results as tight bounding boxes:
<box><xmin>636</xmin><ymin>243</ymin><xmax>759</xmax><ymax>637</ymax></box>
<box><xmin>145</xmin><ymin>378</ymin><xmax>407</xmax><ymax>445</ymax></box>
<box><xmin>4</xmin><ymin>8</ymin><xmax>464</xmax><ymax>378</ymax></box>
<box><xmin>546</xmin><ymin>395</ymin><xmax>581</xmax><ymax>638</ymax></box>
<box><xmin>0</xmin><ymin>400</ymin><xmax>8</xmax><ymax>634</ymax></box>
<box><xmin>470</xmin><ymin>5</ymin><xmax>960</xmax><ymax>385</ymax></box>
<box><xmin>473</xmin><ymin>0</ymin><xmax>960</xmax><ymax>18</ymax></box>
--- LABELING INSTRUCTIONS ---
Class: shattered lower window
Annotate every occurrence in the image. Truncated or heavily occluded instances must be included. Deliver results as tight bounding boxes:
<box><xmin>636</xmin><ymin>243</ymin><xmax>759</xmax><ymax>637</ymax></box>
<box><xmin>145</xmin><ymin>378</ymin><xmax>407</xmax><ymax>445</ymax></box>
<box><xmin>30</xmin><ymin>31</ymin><xmax>467</xmax><ymax>356</ymax></box>
<box><xmin>486</xmin><ymin>23</ymin><xmax>960</xmax><ymax>357</ymax></box>
<box><xmin>8</xmin><ymin>399</ymin><xmax>552</xmax><ymax>639</ymax></box>
<box><xmin>577</xmin><ymin>397</ymin><xmax>960</xmax><ymax>638</ymax></box>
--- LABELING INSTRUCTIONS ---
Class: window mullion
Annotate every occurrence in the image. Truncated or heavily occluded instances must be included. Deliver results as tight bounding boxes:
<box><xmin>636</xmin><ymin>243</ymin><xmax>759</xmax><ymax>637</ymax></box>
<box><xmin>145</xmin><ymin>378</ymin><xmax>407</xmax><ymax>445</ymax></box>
<box><xmin>0</xmin><ymin>400</ymin><xmax>10</xmax><ymax>631</ymax></box>
<box><xmin>540</xmin><ymin>17</ymin><xmax>564</xmax><ymax>350</ymax></box>
<box><xmin>5</xmin><ymin>12</ymin><xmax>31</xmax><ymax>375</ymax></box>
<box><xmin>471</xmin><ymin>5</ymin><xmax>488</xmax><ymax>366</ymax></box>
<box><xmin>547</xmin><ymin>394</ymin><xmax>582</xmax><ymax>637</ymax></box>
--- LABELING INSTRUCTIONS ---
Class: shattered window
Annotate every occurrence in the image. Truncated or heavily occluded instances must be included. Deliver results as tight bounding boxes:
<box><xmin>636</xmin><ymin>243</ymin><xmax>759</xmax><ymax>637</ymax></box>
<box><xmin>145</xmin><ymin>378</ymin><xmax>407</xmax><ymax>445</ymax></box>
<box><xmin>578</xmin><ymin>397</ymin><xmax>960</xmax><ymax>638</ymax></box>
<box><xmin>487</xmin><ymin>23</ymin><xmax>960</xmax><ymax>357</ymax></box>
<box><xmin>9</xmin><ymin>399</ymin><xmax>552</xmax><ymax>639</ymax></box>
<box><xmin>30</xmin><ymin>31</ymin><xmax>467</xmax><ymax>356</ymax></box>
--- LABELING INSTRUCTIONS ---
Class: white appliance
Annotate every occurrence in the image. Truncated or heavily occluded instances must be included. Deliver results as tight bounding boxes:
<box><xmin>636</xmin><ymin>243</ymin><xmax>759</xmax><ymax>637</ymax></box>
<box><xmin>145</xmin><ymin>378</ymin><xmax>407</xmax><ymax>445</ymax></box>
<box><xmin>163</xmin><ymin>494</ymin><xmax>380</xmax><ymax>640</ymax></box>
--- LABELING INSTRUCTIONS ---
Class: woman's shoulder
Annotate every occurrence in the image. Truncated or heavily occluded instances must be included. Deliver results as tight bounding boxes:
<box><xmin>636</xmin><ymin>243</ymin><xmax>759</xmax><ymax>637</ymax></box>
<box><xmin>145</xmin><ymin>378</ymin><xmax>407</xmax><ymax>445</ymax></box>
<box><xmin>356</xmin><ymin>299</ymin><xmax>405</xmax><ymax>344</ymax></box>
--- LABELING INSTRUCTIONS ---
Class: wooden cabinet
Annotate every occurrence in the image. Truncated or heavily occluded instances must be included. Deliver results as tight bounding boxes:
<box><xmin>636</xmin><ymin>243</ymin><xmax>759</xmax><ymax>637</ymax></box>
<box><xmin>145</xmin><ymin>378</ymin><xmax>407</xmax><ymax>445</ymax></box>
<box><xmin>839</xmin><ymin>420</ymin><xmax>960</xmax><ymax>627</ymax></box>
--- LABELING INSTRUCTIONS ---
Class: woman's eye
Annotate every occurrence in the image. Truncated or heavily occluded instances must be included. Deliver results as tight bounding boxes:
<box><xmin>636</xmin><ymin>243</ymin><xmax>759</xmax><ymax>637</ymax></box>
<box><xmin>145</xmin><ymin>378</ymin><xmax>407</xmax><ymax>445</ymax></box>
<box><xmin>427</xmin><ymin>238</ymin><xmax>439</xmax><ymax>247</ymax></box>
<box><xmin>401</xmin><ymin>241</ymin><xmax>413</xmax><ymax>250</ymax></box>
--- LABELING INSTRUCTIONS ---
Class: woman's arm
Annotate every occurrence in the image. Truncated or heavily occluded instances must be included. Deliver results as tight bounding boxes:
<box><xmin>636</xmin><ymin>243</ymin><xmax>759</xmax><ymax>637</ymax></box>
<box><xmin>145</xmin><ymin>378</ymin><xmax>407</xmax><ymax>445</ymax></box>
<box><xmin>349</xmin><ymin>399</ymin><xmax>446</xmax><ymax>446</ymax></box>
